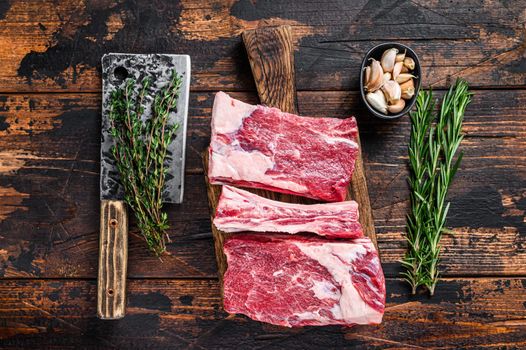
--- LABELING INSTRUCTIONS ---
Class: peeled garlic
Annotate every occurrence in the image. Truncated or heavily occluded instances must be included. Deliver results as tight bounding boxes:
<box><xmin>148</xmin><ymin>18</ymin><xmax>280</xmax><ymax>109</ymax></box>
<box><xmin>395</xmin><ymin>73</ymin><xmax>416</xmax><ymax>84</ymax></box>
<box><xmin>400</xmin><ymin>79</ymin><xmax>415</xmax><ymax>99</ymax></box>
<box><xmin>393</xmin><ymin>62</ymin><xmax>403</xmax><ymax>80</ymax></box>
<box><xmin>401</xmin><ymin>65</ymin><xmax>409</xmax><ymax>73</ymax></box>
<box><xmin>387</xmin><ymin>98</ymin><xmax>406</xmax><ymax>114</ymax></box>
<box><xmin>366</xmin><ymin>90</ymin><xmax>388</xmax><ymax>114</ymax></box>
<box><xmin>404</xmin><ymin>57</ymin><xmax>415</xmax><ymax>70</ymax></box>
<box><xmin>381</xmin><ymin>48</ymin><xmax>398</xmax><ymax>73</ymax></box>
<box><xmin>395</xmin><ymin>50</ymin><xmax>406</xmax><ymax>63</ymax></box>
<box><xmin>382</xmin><ymin>80</ymin><xmax>401</xmax><ymax>104</ymax></box>
<box><xmin>365</xmin><ymin>59</ymin><xmax>384</xmax><ymax>92</ymax></box>
<box><xmin>383</xmin><ymin>72</ymin><xmax>391</xmax><ymax>84</ymax></box>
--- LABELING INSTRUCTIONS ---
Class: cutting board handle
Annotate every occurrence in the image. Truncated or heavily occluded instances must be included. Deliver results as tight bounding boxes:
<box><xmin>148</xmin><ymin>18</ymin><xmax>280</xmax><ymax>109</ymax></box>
<box><xmin>97</xmin><ymin>199</ymin><xmax>128</xmax><ymax>319</ymax></box>
<box><xmin>242</xmin><ymin>25</ymin><xmax>297</xmax><ymax>114</ymax></box>
<box><xmin>241</xmin><ymin>25</ymin><xmax>378</xmax><ymax>250</ymax></box>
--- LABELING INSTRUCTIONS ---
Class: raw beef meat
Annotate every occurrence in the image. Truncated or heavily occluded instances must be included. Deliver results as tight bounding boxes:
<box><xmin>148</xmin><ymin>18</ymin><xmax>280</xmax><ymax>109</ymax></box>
<box><xmin>223</xmin><ymin>234</ymin><xmax>385</xmax><ymax>327</ymax></box>
<box><xmin>214</xmin><ymin>185</ymin><xmax>363</xmax><ymax>238</ymax></box>
<box><xmin>208</xmin><ymin>92</ymin><xmax>359</xmax><ymax>202</ymax></box>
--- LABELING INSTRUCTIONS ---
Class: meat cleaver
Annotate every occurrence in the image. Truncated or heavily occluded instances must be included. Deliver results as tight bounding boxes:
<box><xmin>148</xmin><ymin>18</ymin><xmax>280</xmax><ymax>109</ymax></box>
<box><xmin>98</xmin><ymin>53</ymin><xmax>190</xmax><ymax>319</ymax></box>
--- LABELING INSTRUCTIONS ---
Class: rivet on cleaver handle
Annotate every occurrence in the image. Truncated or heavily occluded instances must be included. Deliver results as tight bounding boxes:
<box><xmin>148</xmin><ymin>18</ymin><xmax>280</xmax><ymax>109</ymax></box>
<box><xmin>97</xmin><ymin>200</ymin><xmax>128</xmax><ymax>319</ymax></box>
<box><xmin>98</xmin><ymin>53</ymin><xmax>191</xmax><ymax>319</ymax></box>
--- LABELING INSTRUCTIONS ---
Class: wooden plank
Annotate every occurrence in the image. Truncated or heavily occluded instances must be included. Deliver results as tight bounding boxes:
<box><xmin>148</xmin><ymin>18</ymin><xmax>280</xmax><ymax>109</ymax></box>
<box><xmin>1</xmin><ymin>90</ymin><xmax>525</xmax><ymax>278</ymax></box>
<box><xmin>349</xmin><ymin>137</ymin><xmax>377</xmax><ymax>248</ymax></box>
<box><xmin>1</xmin><ymin>90</ymin><xmax>524</xmax><ymax>174</ymax></box>
<box><xmin>2</xmin><ymin>172</ymin><xmax>524</xmax><ymax>279</ymax></box>
<box><xmin>0</xmin><ymin>0</ymin><xmax>524</xmax><ymax>92</ymax></box>
<box><xmin>242</xmin><ymin>27</ymin><xmax>377</xmax><ymax>249</ymax></box>
<box><xmin>242</xmin><ymin>26</ymin><xmax>297</xmax><ymax>113</ymax></box>
<box><xmin>204</xmin><ymin>26</ymin><xmax>376</xmax><ymax>286</ymax></box>
<box><xmin>1</xmin><ymin>2</ymin><xmax>523</xmax><ymax>345</ymax></box>
<box><xmin>204</xmin><ymin>25</ymin><xmax>301</xmax><ymax>281</ymax></box>
<box><xmin>202</xmin><ymin>155</ymin><xmax>227</xmax><ymax>288</ymax></box>
<box><xmin>1</xmin><ymin>278</ymin><xmax>525</xmax><ymax>348</ymax></box>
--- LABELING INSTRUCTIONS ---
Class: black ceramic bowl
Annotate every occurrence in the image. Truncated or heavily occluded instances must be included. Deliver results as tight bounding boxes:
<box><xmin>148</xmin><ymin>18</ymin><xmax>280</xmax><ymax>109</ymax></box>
<box><xmin>360</xmin><ymin>43</ymin><xmax>421</xmax><ymax>120</ymax></box>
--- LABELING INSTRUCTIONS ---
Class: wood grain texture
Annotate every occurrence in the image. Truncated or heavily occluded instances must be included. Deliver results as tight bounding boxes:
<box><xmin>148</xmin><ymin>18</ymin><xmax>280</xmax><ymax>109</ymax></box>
<box><xmin>97</xmin><ymin>199</ymin><xmax>128</xmax><ymax>319</ymax></box>
<box><xmin>1</xmin><ymin>90</ymin><xmax>525</xmax><ymax>279</ymax></box>
<box><xmin>242</xmin><ymin>26</ymin><xmax>297</xmax><ymax>113</ymax></box>
<box><xmin>348</xmin><ymin>136</ymin><xmax>377</xmax><ymax>249</ymax></box>
<box><xmin>1</xmin><ymin>0</ymin><xmax>526</xmax><ymax>346</ymax></box>
<box><xmin>203</xmin><ymin>153</ymin><xmax>229</xmax><ymax>286</ymax></box>
<box><xmin>0</xmin><ymin>0</ymin><xmax>524</xmax><ymax>92</ymax></box>
<box><xmin>204</xmin><ymin>25</ymin><xmax>376</xmax><ymax>283</ymax></box>
<box><xmin>1</xmin><ymin>278</ymin><xmax>525</xmax><ymax>348</ymax></box>
<box><xmin>245</xmin><ymin>27</ymin><xmax>377</xmax><ymax>249</ymax></box>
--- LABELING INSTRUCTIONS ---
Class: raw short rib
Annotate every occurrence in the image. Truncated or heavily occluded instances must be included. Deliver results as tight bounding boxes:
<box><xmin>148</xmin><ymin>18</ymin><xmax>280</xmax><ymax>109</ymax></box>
<box><xmin>223</xmin><ymin>234</ymin><xmax>385</xmax><ymax>327</ymax></box>
<box><xmin>214</xmin><ymin>185</ymin><xmax>363</xmax><ymax>238</ymax></box>
<box><xmin>208</xmin><ymin>92</ymin><xmax>359</xmax><ymax>202</ymax></box>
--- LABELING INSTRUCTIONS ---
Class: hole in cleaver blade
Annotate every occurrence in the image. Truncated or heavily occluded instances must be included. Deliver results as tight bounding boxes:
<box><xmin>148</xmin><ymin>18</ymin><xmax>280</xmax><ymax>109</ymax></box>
<box><xmin>100</xmin><ymin>53</ymin><xmax>191</xmax><ymax>204</ymax></box>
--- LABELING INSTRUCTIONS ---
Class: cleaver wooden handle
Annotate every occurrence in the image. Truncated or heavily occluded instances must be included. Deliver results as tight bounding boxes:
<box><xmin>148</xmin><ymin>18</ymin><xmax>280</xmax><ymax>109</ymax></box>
<box><xmin>97</xmin><ymin>199</ymin><xmax>128</xmax><ymax>319</ymax></box>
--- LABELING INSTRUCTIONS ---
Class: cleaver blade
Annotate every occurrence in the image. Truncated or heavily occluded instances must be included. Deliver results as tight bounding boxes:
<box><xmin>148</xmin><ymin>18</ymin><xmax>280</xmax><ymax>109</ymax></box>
<box><xmin>98</xmin><ymin>53</ymin><xmax>190</xmax><ymax>320</ymax></box>
<box><xmin>101</xmin><ymin>53</ymin><xmax>191</xmax><ymax>203</ymax></box>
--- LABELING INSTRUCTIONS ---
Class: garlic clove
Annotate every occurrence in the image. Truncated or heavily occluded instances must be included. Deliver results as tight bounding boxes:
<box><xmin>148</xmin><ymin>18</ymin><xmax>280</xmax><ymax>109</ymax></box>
<box><xmin>393</xmin><ymin>62</ymin><xmax>403</xmax><ymax>80</ymax></box>
<box><xmin>403</xmin><ymin>57</ymin><xmax>415</xmax><ymax>70</ymax></box>
<box><xmin>365</xmin><ymin>59</ymin><xmax>384</xmax><ymax>92</ymax></box>
<box><xmin>395</xmin><ymin>50</ymin><xmax>406</xmax><ymax>63</ymax></box>
<box><xmin>383</xmin><ymin>72</ymin><xmax>391</xmax><ymax>84</ymax></box>
<box><xmin>381</xmin><ymin>80</ymin><xmax>401</xmax><ymax>104</ymax></box>
<box><xmin>400</xmin><ymin>79</ymin><xmax>415</xmax><ymax>99</ymax></box>
<box><xmin>366</xmin><ymin>90</ymin><xmax>388</xmax><ymax>114</ymax></box>
<box><xmin>401</xmin><ymin>65</ymin><xmax>409</xmax><ymax>73</ymax></box>
<box><xmin>381</xmin><ymin>48</ymin><xmax>398</xmax><ymax>73</ymax></box>
<box><xmin>395</xmin><ymin>73</ymin><xmax>416</xmax><ymax>84</ymax></box>
<box><xmin>364</xmin><ymin>66</ymin><xmax>371</xmax><ymax>86</ymax></box>
<box><xmin>387</xmin><ymin>98</ymin><xmax>406</xmax><ymax>114</ymax></box>
<box><xmin>402</xmin><ymin>88</ymin><xmax>415</xmax><ymax>100</ymax></box>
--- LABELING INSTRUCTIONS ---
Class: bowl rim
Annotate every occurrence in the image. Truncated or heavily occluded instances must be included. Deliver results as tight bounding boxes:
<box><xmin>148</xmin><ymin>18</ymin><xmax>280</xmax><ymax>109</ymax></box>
<box><xmin>360</xmin><ymin>42</ymin><xmax>421</xmax><ymax>120</ymax></box>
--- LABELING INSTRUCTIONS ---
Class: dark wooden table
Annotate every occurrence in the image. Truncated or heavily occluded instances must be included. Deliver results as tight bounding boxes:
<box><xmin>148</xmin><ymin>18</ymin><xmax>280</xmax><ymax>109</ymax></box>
<box><xmin>1</xmin><ymin>1</ymin><xmax>525</xmax><ymax>348</ymax></box>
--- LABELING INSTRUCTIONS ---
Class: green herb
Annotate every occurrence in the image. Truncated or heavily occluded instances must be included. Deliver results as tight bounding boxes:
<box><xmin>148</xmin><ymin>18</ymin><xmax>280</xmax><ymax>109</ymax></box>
<box><xmin>402</xmin><ymin>79</ymin><xmax>471</xmax><ymax>295</ymax></box>
<box><xmin>109</xmin><ymin>70</ymin><xmax>182</xmax><ymax>256</ymax></box>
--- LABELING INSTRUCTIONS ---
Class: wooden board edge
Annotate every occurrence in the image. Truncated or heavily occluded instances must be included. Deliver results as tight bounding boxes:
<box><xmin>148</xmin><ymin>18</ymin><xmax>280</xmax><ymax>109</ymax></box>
<box><xmin>202</xmin><ymin>135</ymin><xmax>378</xmax><ymax>279</ymax></box>
<box><xmin>349</xmin><ymin>131</ymin><xmax>378</xmax><ymax>251</ymax></box>
<box><xmin>202</xmin><ymin>150</ymin><xmax>229</xmax><ymax>288</ymax></box>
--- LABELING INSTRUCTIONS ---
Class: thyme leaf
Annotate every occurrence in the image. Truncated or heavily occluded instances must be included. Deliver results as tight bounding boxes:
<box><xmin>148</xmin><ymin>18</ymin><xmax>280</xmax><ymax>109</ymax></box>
<box><xmin>108</xmin><ymin>70</ymin><xmax>182</xmax><ymax>256</ymax></box>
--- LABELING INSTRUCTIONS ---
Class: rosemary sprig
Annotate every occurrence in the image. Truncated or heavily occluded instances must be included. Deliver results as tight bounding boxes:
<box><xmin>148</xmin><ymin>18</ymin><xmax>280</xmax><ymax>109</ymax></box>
<box><xmin>402</xmin><ymin>79</ymin><xmax>471</xmax><ymax>295</ymax></box>
<box><xmin>401</xmin><ymin>88</ymin><xmax>435</xmax><ymax>295</ymax></box>
<box><xmin>109</xmin><ymin>70</ymin><xmax>182</xmax><ymax>256</ymax></box>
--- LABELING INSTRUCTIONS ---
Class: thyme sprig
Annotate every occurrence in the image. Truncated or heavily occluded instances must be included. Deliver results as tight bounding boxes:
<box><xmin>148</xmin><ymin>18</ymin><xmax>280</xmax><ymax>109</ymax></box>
<box><xmin>109</xmin><ymin>70</ymin><xmax>182</xmax><ymax>256</ymax></box>
<box><xmin>402</xmin><ymin>79</ymin><xmax>471</xmax><ymax>295</ymax></box>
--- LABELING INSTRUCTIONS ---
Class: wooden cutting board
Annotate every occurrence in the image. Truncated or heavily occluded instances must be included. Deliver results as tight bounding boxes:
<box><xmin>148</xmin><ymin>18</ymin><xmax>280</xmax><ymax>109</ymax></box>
<box><xmin>203</xmin><ymin>25</ymin><xmax>376</xmax><ymax>290</ymax></box>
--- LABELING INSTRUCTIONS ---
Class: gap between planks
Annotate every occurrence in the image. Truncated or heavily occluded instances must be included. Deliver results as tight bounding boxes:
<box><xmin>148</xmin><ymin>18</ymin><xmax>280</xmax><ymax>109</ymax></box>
<box><xmin>1</xmin><ymin>87</ymin><xmax>525</xmax><ymax>96</ymax></box>
<box><xmin>2</xmin><ymin>276</ymin><xmax>526</xmax><ymax>282</ymax></box>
